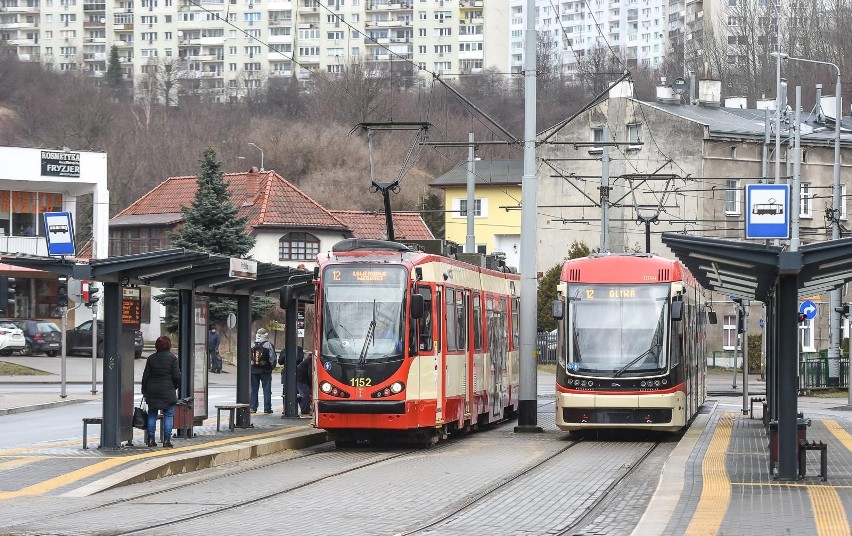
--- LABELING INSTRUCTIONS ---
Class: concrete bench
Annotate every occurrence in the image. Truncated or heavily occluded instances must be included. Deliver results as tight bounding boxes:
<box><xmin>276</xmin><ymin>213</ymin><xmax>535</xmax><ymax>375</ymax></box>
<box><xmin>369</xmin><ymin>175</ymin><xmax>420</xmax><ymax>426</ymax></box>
<box><xmin>82</xmin><ymin>417</ymin><xmax>103</xmax><ymax>449</ymax></box>
<box><xmin>799</xmin><ymin>440</ymin><xmax>828</xmax><ymax>481</ymax></box>
<box><xmin>215</xmin><ymin>403</ymin><xmax>251</xmax><ymax>431</ymax></box>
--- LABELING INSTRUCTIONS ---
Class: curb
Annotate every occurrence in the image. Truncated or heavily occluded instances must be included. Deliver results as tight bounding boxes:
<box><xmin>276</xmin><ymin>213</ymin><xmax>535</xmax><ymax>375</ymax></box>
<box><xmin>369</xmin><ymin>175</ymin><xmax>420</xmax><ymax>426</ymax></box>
<box><xmin>0</xmin><ymin>397</ymin><xmax>94</xmax><ymax>416</ymax></box>
<box><xmin>62</xmin><ymin>428</ymin><xmax>329</xmax><ymax>497</ymax></box>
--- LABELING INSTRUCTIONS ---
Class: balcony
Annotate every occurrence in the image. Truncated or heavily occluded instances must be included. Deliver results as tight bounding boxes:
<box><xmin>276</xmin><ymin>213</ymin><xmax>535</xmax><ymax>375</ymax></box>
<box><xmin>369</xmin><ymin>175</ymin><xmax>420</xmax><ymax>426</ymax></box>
<box><xmin>83</xmin><ymin>52</ymin><xmax>107</xmax><ymax>60</ymax></box>
<box><xmin>268</xmin><ymin>18</ymin><xmax>292</xmax><ymax>27</ymax></box>
<box><xmin>83</xmin><ymin>20</ymin><xmax>106</xmax><ymax>28</ymax></box>
<box><xmin>16</xmin><ymin>53</ymin><xmax>40</xmax><ymax>61</ymax></box>
<box><xmin>0</xmin><ymin>236</ymin><xmax>48</xmax><ymax>257</ymax></box>
<box><xmin>83</xmin><ymin>3</ymin><xmax>106</xmax><ymax>11</ymax></box>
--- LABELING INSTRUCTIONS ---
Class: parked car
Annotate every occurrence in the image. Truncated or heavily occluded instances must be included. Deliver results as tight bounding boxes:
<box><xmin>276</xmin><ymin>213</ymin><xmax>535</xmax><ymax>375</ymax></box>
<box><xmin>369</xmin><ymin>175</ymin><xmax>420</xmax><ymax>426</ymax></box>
<box><xmin>66</xmin><ymin>320</ymin><xmax>144</xmax><ymax>359</ymax></box>
<box><xmin>0</xmin><ymin>321</ymin><xmax>27</xmax><ymax>356</ymax></box>
<box><xmin>3</xmin><ymin>319</ymin><xmax>62</xmax><ymax>356</ymax></box>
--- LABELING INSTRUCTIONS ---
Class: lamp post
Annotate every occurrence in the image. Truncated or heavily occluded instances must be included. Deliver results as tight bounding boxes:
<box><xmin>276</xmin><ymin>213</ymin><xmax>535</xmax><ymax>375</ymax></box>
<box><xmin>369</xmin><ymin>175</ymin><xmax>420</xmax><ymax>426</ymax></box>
<box><xmin>771</xmin><ymin>52</ymin><xmax>843</xmax><ymax>389</ymax></box>
<box><xmin>248</xmin><ymin>142</ymin><xmax>264</xmax><ymax>171</ymax></box>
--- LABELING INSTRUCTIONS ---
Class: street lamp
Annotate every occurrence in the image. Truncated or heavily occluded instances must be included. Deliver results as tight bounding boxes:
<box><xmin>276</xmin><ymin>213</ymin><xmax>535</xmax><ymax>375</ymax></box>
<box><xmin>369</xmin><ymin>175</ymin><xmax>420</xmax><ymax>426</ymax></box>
<box><xmin>248</xmin><ymin>142</ymin><xmax>264</xmax><ymax>171</ymax></box>
<box><xmin>771</xmin><ymin>51</ymin><xmax>844</xmax><ymax>389</ymax></box>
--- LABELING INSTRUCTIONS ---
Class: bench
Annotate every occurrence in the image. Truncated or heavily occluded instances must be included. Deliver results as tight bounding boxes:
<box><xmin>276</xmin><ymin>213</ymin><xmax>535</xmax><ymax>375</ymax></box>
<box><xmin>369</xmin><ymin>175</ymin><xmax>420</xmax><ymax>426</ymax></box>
<box><xmin>215</xmin><ymin>403</ymin><xmax>251</xmax><ymax>431</ymax></box>
<box><xmin>82</xmin><ymin>417</ymin><xmax>103</xmax><ymax>449</ymax></box>
<box><xmin>749</xmin><ymin>396</ymin><xmax>766</xmax><ymax>419</ymax></box>
<box><xmin>799</xmin><ymin>440</ymin><xmax>828</xmax><ymax>481</ymax></box>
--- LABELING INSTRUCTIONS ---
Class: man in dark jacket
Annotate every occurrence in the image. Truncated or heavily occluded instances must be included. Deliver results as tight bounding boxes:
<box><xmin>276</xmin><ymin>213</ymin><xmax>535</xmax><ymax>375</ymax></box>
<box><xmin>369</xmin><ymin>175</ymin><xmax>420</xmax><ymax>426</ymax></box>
<box><xmin>207</xmin><ymin>325</ymin><xmax>222</xmax><ymax>373</ymax></box>
<box><xmin>296</xmin><ymin>351</ymin><xmax>312</xmax><ymax>418</ymax></box>
<box><xmin>141</xmin><ymin>336</ymin><xmax>181</xmax><ymax>448</ymax></box>
<box><xmin>250</xmin><ymin>328</ymin><xmax>275</xmax><ymax>414</ymax></box>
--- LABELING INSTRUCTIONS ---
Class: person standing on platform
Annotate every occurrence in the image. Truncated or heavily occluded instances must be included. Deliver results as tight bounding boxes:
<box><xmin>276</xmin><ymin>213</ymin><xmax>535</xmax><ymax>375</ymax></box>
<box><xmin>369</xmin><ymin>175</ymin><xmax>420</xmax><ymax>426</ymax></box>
<box><xmin>141</xmin><ymin>336</ymin><xmax>181</xmax><ymax>448</ymax></box>
<box><xmin>296</xmin><ymin>349</ymin><xmax>313</xmax><ymax>418</ymax></box>
<box><xmin>250</xmin><ymin>328</ymin><xmax>276</xmax><ymax>414</ymax></box>
<box><xmin>207</xmin><ymin>324</ymin><xmax>222</xmax><ymax>373</ymax></box>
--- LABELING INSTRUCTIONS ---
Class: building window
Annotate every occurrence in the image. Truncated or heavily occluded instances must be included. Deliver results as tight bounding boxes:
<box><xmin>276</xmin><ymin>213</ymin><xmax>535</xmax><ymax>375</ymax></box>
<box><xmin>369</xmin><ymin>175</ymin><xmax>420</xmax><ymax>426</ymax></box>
<box><xmin>453</xmin><ymin>198</ymin><xmax>487</xmax><ymax>218</ymax></box>
<box><xmin>627</xmin><ymin>123</ymin><xmax>642</xmax><ymax>144</ymax></box>
<box><xmin>799</xmin><ymin>317</ymin><xmax>815</xmax><ymax>352</ymax></box>
<box><xmin>722</xmin><ymin>314</ymin><xmax>736</xmax><ymax>350</ymax></box>
<box><xmin>725</xmin><ymin>179</ymin><xmax>740</xmax><ymax>214</ymax></box>
<box><xmin>279</xmin><ymin>232</ymin><xmax>320</xmax><ymax>261</ymax></box>
<box><xmin>591</xmin><ymin>127</ymin><xmax>604</xmax><ymax>143</ymax></box>
<box><xmin>800</xmin><ymin>183</ymin><xmax>811</xmax><ymax>218</ymax></box>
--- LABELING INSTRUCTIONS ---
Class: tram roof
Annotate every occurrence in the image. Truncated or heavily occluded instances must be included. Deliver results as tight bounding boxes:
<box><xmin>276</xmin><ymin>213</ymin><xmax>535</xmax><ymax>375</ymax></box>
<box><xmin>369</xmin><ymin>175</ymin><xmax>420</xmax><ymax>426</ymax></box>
<box><xmin>0</xmin><ymin>249</ymin><xmax>314</xmax><ymax>299</ymax></box>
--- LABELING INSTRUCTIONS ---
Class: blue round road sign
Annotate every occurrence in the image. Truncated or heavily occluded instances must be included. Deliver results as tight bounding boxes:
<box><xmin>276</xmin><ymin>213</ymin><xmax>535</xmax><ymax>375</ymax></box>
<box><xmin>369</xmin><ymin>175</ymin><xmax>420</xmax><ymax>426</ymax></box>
<box><xmin>799</xmin><ymin>300</ymin><xmax>817</xmax><ymax>320</ymax></box>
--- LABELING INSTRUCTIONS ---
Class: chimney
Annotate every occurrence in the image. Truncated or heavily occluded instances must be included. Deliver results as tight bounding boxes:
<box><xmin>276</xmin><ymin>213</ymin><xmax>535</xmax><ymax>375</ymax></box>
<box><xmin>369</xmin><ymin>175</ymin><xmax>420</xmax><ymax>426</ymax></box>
<box><xmin>724</xmin><ymin>96</ymin><xmax>747</xmax><ymax>109</ymax></box>
<box><xmin>609</xmin><ymin>80</ymin><xmax>634</xmax><ymax>99</ymax></box>
<box><xmin>656</xmin><ymin>85</ymin><xmax>679</xmax><ymax>104</ymax></box>
<box><xmin>698</xmin><ymin>79</ymin><xmax>722</xmax><ymax>107</ymax></box>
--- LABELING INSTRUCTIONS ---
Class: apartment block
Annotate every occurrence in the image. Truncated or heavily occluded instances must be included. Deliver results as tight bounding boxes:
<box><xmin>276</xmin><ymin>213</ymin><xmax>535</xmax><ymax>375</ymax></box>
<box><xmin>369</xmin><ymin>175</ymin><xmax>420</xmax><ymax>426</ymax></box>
<box><xmin>0</xmin><ymin>0</ymin><xmax>508</xmax><ymax>102</ymax></box>
<box><xmin>509</xmin><ymin>0</ymin><xmax>669</xmax><ymax>77</ymax></box>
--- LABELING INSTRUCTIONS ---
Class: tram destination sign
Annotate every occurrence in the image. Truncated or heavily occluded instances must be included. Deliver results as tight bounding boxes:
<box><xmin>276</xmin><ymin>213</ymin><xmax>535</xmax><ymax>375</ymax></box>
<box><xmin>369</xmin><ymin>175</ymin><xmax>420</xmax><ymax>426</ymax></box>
<box><xmin>40</xmin><ymin>150</ymin><xmax>81</xmax><ymax>178</ymax></box>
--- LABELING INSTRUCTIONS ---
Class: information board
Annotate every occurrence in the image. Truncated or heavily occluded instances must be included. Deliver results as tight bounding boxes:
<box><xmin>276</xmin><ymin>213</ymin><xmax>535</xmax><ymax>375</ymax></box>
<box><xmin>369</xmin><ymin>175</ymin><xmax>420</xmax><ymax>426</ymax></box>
<box><xmin>121</xmin><ymin>287</ymin><xmax>141</xmax><ymax>329</ymax></box>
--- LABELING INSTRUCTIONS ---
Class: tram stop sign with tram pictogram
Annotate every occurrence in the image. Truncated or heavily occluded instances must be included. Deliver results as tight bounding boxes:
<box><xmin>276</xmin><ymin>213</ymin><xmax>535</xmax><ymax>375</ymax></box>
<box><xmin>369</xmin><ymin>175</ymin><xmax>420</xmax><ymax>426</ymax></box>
<box><xmin>745</xmin><ymin>184</ymin><xmax>790</xmax><ymax>239</ymax></box>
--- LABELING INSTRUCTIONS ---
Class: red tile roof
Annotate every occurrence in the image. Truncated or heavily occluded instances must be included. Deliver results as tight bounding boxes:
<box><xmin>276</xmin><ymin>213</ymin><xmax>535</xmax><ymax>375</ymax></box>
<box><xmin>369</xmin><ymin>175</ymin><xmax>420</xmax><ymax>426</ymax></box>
<box><xmin>114</xmin><ymin>168</ymin><xmax>348</xmax><ymax>232</ymax></box>
<box><xmin>329</xmin><ymin>211</ymin><xmax>434</xmax><ymax>240</ymax></box>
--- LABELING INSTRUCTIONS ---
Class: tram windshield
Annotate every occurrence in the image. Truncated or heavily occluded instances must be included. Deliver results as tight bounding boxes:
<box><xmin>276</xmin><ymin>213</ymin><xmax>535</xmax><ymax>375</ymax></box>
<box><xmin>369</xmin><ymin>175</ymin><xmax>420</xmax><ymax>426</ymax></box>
<box><xmin>321</xmin><ymin>264</ymin><xmax>407</xmax><ymax>362</ymax></box>
<box><xmin>566</xmin><ymin>283</ymin><xmax>669</xmax><ymax>376</ymax></box>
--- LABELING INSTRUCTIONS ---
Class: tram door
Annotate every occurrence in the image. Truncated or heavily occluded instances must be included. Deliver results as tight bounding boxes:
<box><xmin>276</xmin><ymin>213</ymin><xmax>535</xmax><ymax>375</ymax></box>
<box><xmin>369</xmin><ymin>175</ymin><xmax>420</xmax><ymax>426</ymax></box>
<box><xmin>434</xmin><ymin>286</ymin><xmax>444</xmax><ymax>424</ymax></box>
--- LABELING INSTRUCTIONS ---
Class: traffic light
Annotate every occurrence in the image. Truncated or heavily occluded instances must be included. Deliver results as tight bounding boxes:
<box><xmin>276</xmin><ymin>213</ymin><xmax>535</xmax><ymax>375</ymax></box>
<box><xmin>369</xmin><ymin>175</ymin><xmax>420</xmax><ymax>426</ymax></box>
<box><xmin>86</xmin><ymin>284</ymin><xmax>100</xmax><ymax>307</ymax></box>
<box><xmin>57</xmin><ymin>279</ymin><xmax>68</xmax><ymax>307</ymax></box>
<box><xmin>736</xmin><ymin>314</ymin><xmax>745</xmax><ymax>334</ymax></box>
<box><xmin>0</xmin><ymin>276</ymin><xmax>15</xmax><ymax>315</ymax></box>
<box><xmin>798</xmin><ymin>313</ymin><xmax>807</xmax><ymax>324</ymax></box>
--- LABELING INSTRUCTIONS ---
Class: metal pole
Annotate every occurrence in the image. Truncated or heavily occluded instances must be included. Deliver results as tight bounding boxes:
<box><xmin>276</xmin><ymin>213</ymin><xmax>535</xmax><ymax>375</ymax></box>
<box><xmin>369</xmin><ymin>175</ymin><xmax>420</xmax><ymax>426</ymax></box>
<box><xmin>775</xmin><ymin>49</ymin><xmax>782</xmax><ymax>185</ymax></box>
<box><xmin>742</xmin><ymin>300</ymin><xmax>749</xmax><ymax>415</ymax></box>
<box><xmin>733</xmin><ymin>304</ymin><xmax>740</xmax><ymax>388</ymax></box>
<box><xmin>466</xmin><ymin>132</ymin><xmax>476</xmax><ymax>254</ymax></box>
<box><xmin>830</xmin><ymin>70</ymin><xmax>842</xmax><ymax>389</ymax></box>
<box><xmin>600</xmin><ymin>126</ymin><xmax>611</xmax><ymax>253</ymax></box>
<box><xmin>791</xmin><ymin>86</ymin><xmax>801</xmax><ymax>252</ymax></box>
<box><xmin>91</xmin><ymin>300</ymin><xmax>98</xmax><ymax>394</ymax></box>
<box><xmin>515</xmin><ymin>0</ymin><xmax>541</xmax><ymax>432</ymax></box>
<box><xmin>61</xmin><ymin>308</ymin><xmax>67</xmax><ymax>399</ymax></box>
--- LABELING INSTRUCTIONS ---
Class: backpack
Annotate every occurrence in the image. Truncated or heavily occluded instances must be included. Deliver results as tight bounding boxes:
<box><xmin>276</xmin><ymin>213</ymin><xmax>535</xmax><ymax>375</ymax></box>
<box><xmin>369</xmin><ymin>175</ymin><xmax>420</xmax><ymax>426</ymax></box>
<box><xmin>251</xmin><ymin>342</ymin><xmax>272</xmax><ymax>369</ymax></box>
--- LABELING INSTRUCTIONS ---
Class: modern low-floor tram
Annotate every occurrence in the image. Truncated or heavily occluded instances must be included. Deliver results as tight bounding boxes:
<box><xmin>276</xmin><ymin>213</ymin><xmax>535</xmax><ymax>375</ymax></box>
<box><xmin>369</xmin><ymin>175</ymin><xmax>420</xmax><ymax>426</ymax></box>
<box><xmin>551</xmin><ymin>253</ymin><xmax>713</xmax><ymax>433</ymax></box>
<box><xmin>312</xmin><ymin>239</ymin><xmax>521</xmax><ymax>446</ymax></box>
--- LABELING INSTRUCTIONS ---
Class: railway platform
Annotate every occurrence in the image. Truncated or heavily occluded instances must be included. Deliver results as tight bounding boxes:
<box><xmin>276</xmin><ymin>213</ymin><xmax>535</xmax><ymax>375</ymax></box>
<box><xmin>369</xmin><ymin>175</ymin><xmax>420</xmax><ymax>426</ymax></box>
<box><xmin>2</xmin><ymin>358</ymin><xmax>852</xmax><ymax>534</ymax></box>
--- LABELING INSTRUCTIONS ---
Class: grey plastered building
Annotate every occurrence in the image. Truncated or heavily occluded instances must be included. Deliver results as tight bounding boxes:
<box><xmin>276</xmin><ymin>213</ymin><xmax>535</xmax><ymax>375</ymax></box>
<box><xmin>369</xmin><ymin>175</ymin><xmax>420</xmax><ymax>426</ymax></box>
<box><xmin>536</xmin><ymin>80</ymin><xmax>852</xmax><ymax>358</ymax></box>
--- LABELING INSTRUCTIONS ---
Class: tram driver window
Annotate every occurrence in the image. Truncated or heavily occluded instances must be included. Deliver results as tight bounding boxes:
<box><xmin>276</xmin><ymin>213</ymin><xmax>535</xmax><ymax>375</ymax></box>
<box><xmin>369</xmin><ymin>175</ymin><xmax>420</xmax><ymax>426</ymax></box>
<box><xmin>417</xmin><ymin>287</ymin><xmax>433</xmax><ymax>352</ymax></box>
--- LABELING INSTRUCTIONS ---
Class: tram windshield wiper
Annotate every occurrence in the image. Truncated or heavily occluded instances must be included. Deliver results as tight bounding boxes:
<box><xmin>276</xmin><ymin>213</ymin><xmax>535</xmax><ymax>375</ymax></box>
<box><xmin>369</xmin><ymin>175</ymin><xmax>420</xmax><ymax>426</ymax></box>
<box><xmin>358</xmin><ymin>301</ymin><xmax>377</xmax><ymax>366</ymax></box>
<box><xmin>613</xmin><ymin>346</ymin><xmax>657</xmax><ymax>377</ymax></box>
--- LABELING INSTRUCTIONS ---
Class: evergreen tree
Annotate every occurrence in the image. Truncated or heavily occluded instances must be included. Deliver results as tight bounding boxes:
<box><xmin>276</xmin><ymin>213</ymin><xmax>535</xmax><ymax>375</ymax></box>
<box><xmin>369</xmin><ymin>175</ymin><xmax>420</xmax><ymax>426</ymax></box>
<box><xmin>536</xmin><ymin>240</ymin><xmax>594</xmax><ymax>331</ymax></box>
<box><xmin>155</xmin><ymin>147</ymin><xmax>274</xmax><ymax>333</ymax></box>
<box><xmin>105</xmin><ymin>45</ymin><xmax>124</xmax><ymax>92</ymax></box>
<box><xmin>171</xmin><ymin>146</ymin><xmax>254</xmax><ymax>256</ymax></box>
<box><xmin>419</xmin><ymin>192</ymin><xmax>445</xmax><ymax>239</ymax></box>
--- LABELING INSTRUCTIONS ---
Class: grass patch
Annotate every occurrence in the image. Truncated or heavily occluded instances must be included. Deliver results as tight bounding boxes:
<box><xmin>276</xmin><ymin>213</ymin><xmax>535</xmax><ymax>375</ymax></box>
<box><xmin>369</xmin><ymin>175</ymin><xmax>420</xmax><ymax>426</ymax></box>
<box><xmin>0</xmin><ymin>361</ymin><xmax>51</xmax><ymax>376</ymax></box>
<box><xmin>806</xmin><ymin>389</ymin><xmax>848</xmax><ymax>398</ymax></box>
<box><xmin>538</xmin><ymin>363</ymin><xmax>557</xmax><ymax>374</ymax></box>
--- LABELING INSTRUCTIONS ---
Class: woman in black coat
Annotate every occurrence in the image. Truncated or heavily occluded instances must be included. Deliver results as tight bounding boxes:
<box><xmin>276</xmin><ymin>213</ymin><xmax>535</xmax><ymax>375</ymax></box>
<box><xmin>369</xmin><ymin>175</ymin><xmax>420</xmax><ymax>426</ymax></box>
<box><xmin>141</xmin><ymin>336</ymin><xmax>181</xmax><ymax>448</ymax></box>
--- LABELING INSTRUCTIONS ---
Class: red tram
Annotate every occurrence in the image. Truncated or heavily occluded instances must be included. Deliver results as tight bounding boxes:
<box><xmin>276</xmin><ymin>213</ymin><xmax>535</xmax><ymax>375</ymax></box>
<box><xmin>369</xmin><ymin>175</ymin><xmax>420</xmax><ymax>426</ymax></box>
<box><xmin>551</xmin><ymin>254</ymin><xmax>713</xmax><ymax>432</ymax></box>
<box><xmin>311</xmin><ymin>239</ymin><xmax>521</xmax><ymax>447</ymax></box>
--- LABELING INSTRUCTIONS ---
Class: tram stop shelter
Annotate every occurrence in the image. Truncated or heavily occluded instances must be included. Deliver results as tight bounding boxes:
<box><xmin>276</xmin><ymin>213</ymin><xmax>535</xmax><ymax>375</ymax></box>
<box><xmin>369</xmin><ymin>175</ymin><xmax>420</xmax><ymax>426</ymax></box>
<box><xmin>662</xmin><ymin>233</ymin><xmax>852</xmax><ymax>480</ymax></box>
<box><xmin>0</xmin><ymin>249</ymin><xmax>314</xmax><ymax>448</ymax></box>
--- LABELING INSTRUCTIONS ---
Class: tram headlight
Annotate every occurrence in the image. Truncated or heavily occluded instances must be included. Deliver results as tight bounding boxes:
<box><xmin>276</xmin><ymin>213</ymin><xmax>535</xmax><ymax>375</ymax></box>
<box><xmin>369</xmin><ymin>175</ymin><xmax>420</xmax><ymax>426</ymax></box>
<box><xmin>390</xmin><ymin>382</ymin><xmax>404</xmax><ymax>394</ymax></box>
<box><xmin>661</xmin><ymin>378</ymin><xmax>667</xmax><ymax>385</ymax></box>
<box><xmin>654</xmin><ymin>380</ymin><xmax>661</xmax><ymax>387</ymax></box>
<box><xmin>587</xmin><ymin>380</ymin><xmax>593</xmax><ymax>387</ymax></box>
<box><xmin>320</xmin><ymin>382</ymin><xmax>332</xmax><ymax>394</ymax></box>
<box><xmin>640</xmin><ymin>381</ymin><xmax>646</xmax><ymax>387</ymax></box>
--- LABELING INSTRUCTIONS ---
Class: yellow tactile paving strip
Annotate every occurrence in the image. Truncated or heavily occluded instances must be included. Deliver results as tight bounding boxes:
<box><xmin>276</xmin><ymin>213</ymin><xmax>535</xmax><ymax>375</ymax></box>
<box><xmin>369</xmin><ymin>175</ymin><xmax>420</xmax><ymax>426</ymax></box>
<box><xmin>0</xmin><ymin>424</ymin><xmax>311</xmax><ymax>499</ymax></box>
<box><xmin>684</xmin><ymin>412</ymin><xmax>734</xmax><ymax>536</ymax></box>
<box><xmin>683</xmin><ymin>414</ymin><xmax>852</xmax><ymax>536</ymax></box>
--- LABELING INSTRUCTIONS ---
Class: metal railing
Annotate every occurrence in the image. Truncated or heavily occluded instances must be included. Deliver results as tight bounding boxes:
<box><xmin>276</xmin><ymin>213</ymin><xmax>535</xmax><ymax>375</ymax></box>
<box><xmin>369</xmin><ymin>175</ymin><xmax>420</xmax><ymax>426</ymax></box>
<box><xmin>709</xmin><ymin>350</ymin><xmax>849</xmax><ymax>388</ymax></box>
<box><xmin>535</xmin><ymin>331</ymin><xmax>557</xmax><ymax>364</ymax></box>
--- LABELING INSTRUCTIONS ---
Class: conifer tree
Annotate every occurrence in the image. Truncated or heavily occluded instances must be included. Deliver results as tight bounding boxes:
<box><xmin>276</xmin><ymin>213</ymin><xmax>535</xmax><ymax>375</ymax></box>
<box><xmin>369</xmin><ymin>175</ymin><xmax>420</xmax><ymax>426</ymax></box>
<box><xmin>105</xmin><ymin>45</ymin><xmax>124</xmax><ymax>93</ymax></box>
<box><xmin>536</xmin><ymin>240</ymin><xmax>594</xmax><ymax>331</ymax></box>
<box><xmin>155</xmin><ymin>147</ymin><xmax>274</xmax><ymax>332</ymax></box>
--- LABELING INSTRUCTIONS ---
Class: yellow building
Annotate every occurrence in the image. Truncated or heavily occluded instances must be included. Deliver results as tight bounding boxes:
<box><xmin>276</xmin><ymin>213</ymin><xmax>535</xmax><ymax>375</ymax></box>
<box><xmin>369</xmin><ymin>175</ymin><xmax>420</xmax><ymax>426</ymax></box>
<box><xmin>430</xmin><ymin>160</ymin><xmax>522</xmax><ymax>271</ymax></box>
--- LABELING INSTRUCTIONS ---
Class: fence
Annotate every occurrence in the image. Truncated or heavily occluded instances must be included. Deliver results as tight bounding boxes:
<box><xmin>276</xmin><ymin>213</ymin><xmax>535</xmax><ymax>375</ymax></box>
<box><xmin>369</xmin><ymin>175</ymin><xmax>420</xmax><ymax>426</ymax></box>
<box><xmin>709</xmin><ymin>351</ymin><xmax>849</xmax><ymax>389</ymax></box>
<box><xmin>535</xmin><ymin>331</ymin><xmax>557</xmax><ymax>364</ymax></box>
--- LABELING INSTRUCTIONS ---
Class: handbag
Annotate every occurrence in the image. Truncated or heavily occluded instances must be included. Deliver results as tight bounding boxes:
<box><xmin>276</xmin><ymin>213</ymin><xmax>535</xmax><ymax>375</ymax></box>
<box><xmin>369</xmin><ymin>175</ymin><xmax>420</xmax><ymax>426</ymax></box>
<box><xmin>132</xmin><ymin>397</ymin><xmax>148</xmax><ymax>430</ymax></box>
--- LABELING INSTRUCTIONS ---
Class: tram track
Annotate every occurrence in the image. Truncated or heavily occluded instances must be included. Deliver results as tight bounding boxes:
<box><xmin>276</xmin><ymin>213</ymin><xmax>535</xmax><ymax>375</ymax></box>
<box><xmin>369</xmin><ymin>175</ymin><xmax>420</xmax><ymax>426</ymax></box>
<box><xmin>102</xmin><ymin>444</ymin><xmax>450</xmax><ymax>536</ymax></box>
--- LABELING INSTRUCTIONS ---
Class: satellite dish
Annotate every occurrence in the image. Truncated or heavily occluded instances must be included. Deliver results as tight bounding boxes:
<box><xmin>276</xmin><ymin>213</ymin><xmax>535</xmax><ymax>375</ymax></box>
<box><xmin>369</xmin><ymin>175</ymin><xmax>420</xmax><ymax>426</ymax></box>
<box><xmin>672</xmin><ymin>77</ymin><xmax>688</xmax><ymax>95</ymax></box>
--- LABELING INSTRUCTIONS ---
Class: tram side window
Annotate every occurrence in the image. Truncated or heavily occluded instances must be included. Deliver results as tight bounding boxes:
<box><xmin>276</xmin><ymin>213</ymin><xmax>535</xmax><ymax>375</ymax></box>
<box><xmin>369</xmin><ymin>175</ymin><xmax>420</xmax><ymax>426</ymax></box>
<box><xmin>511</xmin><ymin>297</ymin><xmax>520</xmax><ymax>349</ymax></box>
<box><xmin>473</xmin><ymin>293</ymin><xmax>482</xmax><ymax>351</ymax></box>
<box><xmin>417</xmin><ymin>287</ymin><xmax>433</xmax><ymax>352</ymax></box>
<box><xmin>456</xmin><ymin>291</ymin><xmax>467</xmax><ymax>350</ymax></box>
<box><xmin>446</xmin><ymin>288</ymin><xmax>457</xmax><ymax>351</ymax></box>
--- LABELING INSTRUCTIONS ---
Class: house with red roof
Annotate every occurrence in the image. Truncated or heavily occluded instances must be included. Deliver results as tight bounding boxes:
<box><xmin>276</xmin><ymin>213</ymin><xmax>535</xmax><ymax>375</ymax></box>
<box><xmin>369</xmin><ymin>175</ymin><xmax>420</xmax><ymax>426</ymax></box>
<box><xmin>110</xmin><ymin>168</ymin><xmax>435</xmax><ymax>266</ymax></box>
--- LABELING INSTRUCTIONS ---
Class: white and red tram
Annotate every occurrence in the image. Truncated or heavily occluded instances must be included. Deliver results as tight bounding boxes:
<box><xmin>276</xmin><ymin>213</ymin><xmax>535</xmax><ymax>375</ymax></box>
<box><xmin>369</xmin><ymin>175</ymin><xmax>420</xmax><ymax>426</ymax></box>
<box><xmin>312</xmin><ymin>239</ymin><xmax>521</xmax><ymax>446</ymax></box>
<box><xmin>551</xmin><ymin>254</ymin><xmax>713</xmax><ymax>433</ymax></box>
